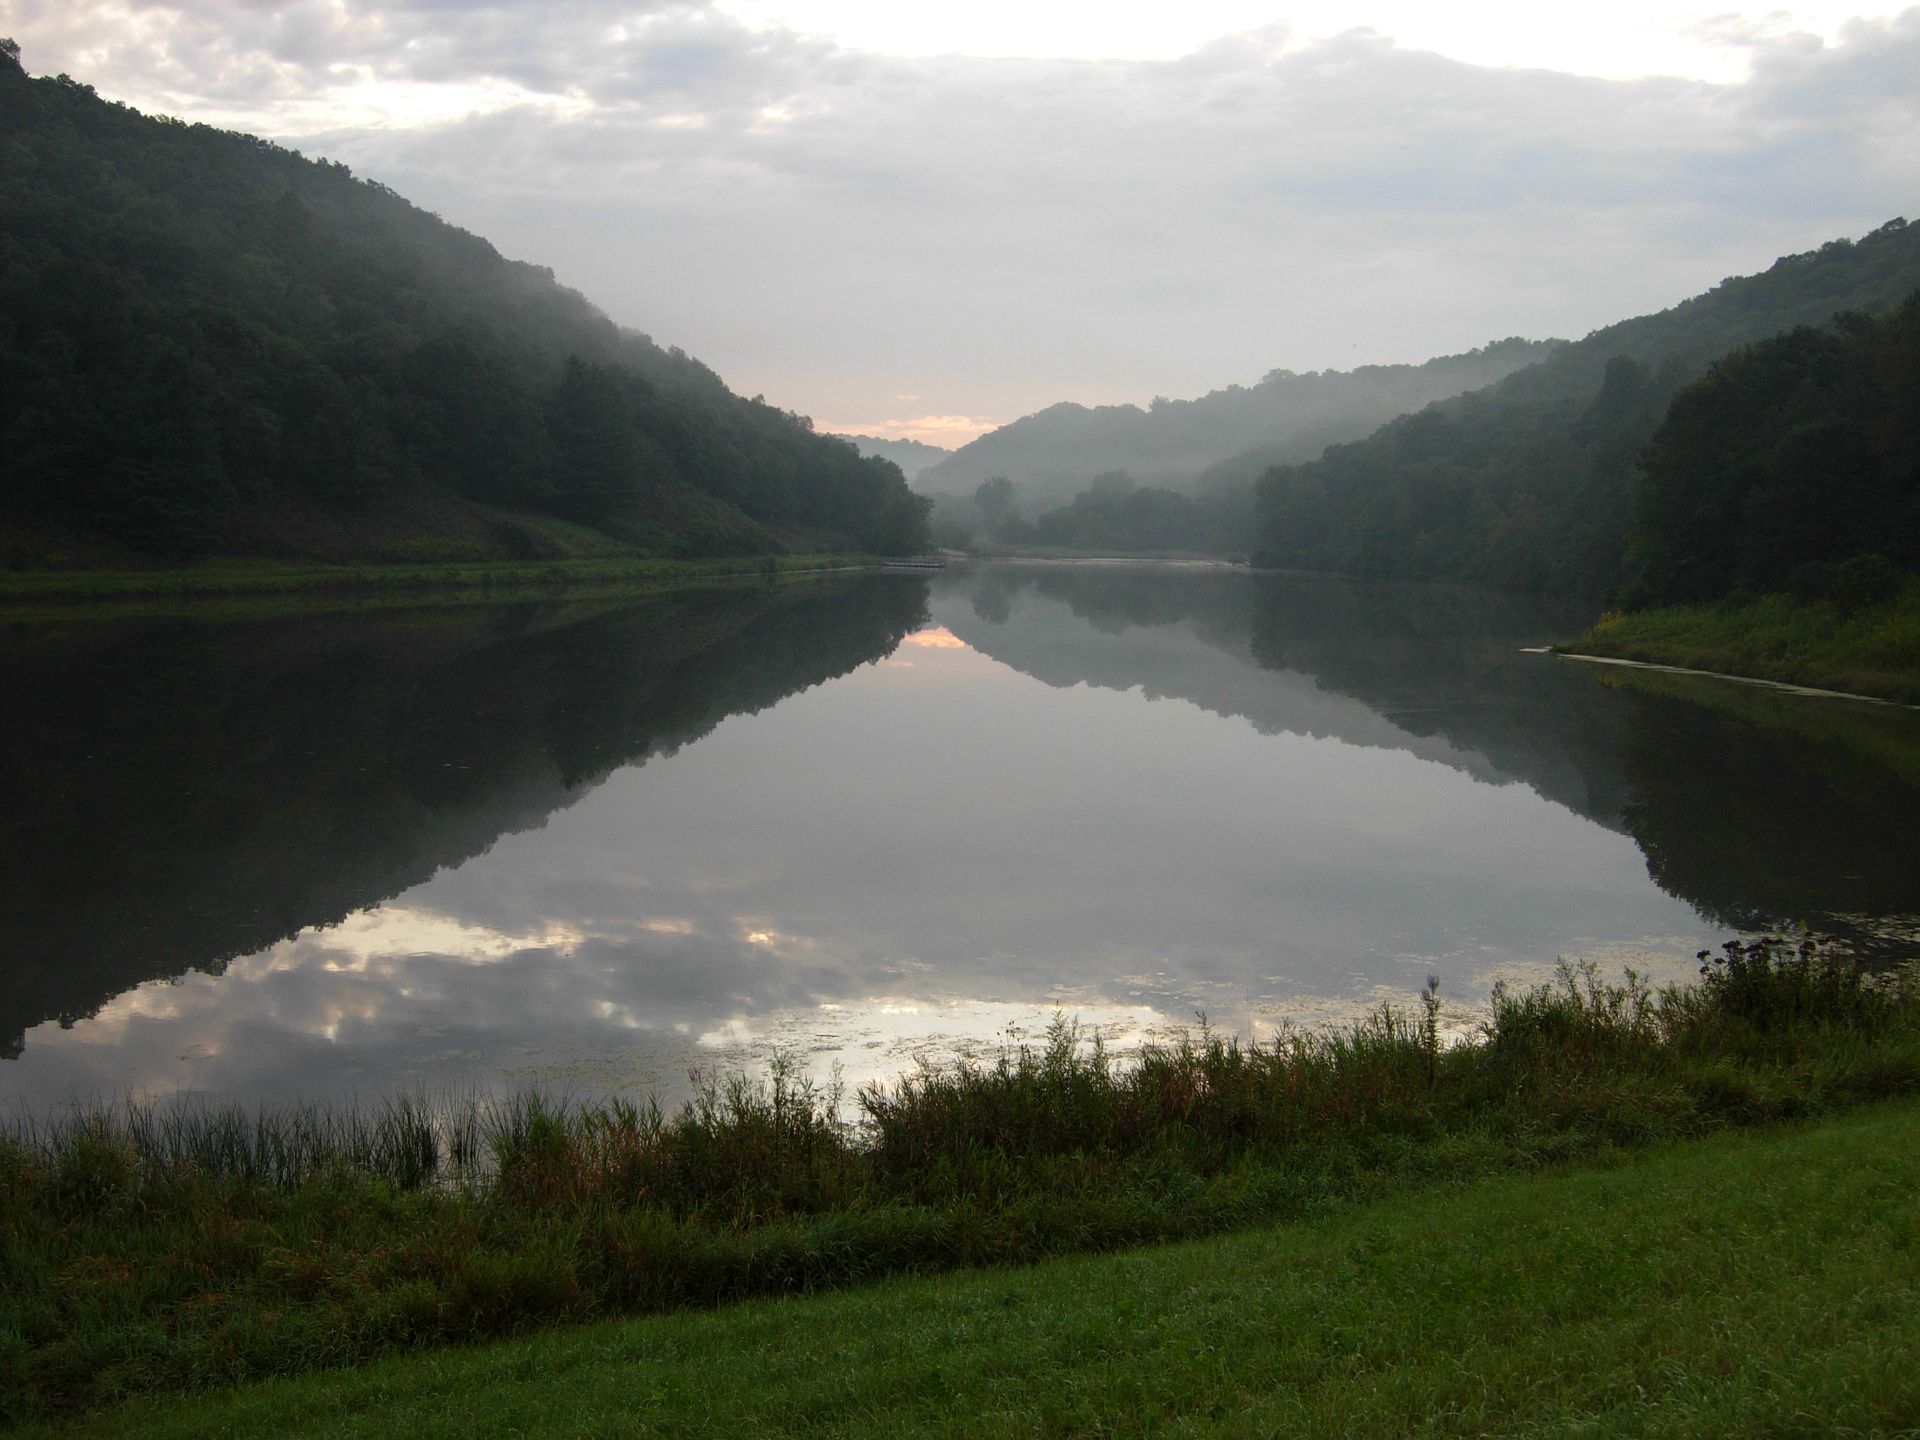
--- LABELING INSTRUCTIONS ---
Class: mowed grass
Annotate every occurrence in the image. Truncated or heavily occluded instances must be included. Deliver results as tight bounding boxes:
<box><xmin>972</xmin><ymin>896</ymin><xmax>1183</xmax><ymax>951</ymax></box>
<box><xmin>1560</xmin><ymin>584</ymin><xmax>1920</xmax><ymax>704</ymax></box>
<box><xmin>25</xmin><ymin>1097</ymin><xmax>1920</xmax><ymax>1440</ymax></box>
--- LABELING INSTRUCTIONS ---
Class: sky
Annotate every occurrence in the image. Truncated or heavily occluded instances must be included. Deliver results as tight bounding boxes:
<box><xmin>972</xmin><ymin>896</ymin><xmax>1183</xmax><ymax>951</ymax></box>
<box><xmin>3</xmin><ymin>3</ymin><xmax>1917</xmax><ymax>445</ymax></box>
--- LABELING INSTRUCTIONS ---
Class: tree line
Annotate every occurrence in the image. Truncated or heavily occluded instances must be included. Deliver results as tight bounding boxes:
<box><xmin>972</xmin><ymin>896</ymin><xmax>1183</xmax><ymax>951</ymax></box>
<box><xmin>1623</xmin><ymin>291</ymin><xmax>1920</xmax><ymax>608</ymax></box>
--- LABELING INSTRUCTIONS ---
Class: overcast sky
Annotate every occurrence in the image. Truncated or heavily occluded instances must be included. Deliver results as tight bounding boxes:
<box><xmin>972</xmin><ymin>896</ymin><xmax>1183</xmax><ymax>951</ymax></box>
<box><xmin>4</xmin><ymin>3</ymin><xmax>1916</xmax><ymax>444</ymax></box>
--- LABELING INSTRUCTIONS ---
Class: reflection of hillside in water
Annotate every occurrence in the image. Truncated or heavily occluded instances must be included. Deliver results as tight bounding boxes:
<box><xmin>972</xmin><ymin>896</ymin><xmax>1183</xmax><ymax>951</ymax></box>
<box><xmin>0</xmin><ymin>576</ymin><xmax>929</xmax><ymax>1057</ymax></box>
<box><xmin>936</xmin><ymin>565</ymin><xmax>1920</xmax><ymax>942</ymax></box>
<box><xmin>1604</xmin><ymin>670</ymin><xmax>1920</xmax><ymax>943</ymax></box>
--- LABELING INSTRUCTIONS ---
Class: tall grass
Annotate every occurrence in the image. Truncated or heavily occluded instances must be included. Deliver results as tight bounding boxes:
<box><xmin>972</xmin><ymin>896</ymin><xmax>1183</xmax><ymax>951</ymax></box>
<box><xmin>3</xmin><ymin>936</ymin><xmax>1917</xmax><ymax>1420</ymax></box>
<box><xmin>5</xmin><ymin>1095</ymin><xmax>476</xmax><ymax>1200</ymax></box>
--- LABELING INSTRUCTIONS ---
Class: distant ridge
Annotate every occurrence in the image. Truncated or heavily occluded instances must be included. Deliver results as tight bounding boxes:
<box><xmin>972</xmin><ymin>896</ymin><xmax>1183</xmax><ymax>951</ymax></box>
<box><xmin>832</xmin><ymin>434</ymin><xmax>954</xmax><ymax>484</ymax></box>
<box><xmin>918</xmin><ymin>338</ymin><xmax>1561</xmax><ymax>504</ymax></box>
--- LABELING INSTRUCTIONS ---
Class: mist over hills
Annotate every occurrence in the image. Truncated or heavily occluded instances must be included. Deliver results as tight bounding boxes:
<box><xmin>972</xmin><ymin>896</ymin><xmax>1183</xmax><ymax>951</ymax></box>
<box><xmin>1254</xmin><ymin>217</ymin><xmax>1920</xmax><ymax>594</ymax></box>
<box><xmin>917</xmin><ymin>339</ymin><xmax>1560</xmax><ymax>505</ymax></box>
<box><xmin>4</xmin><ymin>42</ymin><xmax>1913</xmax><ymax>604</ymax></box>
<box><xmin>832</xmin><ymin>434</ymin><xmax>954</xmax><ymax>484</ymax></box>
<box><xmin>0</xmin><ymin>47</ymin><xmax>928</xmax><ymax>565</ymax></box>
<box><xmin>920</xmin><ymin>217</ymin><xmax>1919</xmax><ymax>588</ymax></box>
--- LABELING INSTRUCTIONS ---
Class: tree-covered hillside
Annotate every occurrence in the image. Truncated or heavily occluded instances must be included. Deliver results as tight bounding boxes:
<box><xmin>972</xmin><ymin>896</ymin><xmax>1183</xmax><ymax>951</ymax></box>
<box><xmin>0</xmin><ymin>44</ymin><xmax>929</xmax><ymax>563</ymax></box>
<box><xmin>918</xmin><ymin>338</ymin><xmax>1560</xmax><ymax>504</ymax></box>
<box><xmin>1624</xmin><ymin>291</ymin><xmax>1920</xmax><ymax>608</ymax></box>
<box><xmin>1252</xmin><ymin>218</ymin><xmax>1920</xmax><ymax>594</ymax></box>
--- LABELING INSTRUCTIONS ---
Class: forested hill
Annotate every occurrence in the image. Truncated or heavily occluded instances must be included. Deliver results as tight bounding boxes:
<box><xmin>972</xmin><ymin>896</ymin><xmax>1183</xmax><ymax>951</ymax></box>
<box><xmin>916</xmin><ymin>338</ymin><xmax>1561</xmax><ymax>504</ymax></box>
<box><xmin>1623</xmin><ymin>290</ymin><xmax>1920</xmax><ymax>608</ymax></box>
<box><xmin>0</xmin><ymin>45</ymin><xmax>929</xmax><ymax>564</ymax></box>
<box><xmin>1253</xmin><ymin>217</ymin><xmax>1920</xmax><ymax>594</ymax></box>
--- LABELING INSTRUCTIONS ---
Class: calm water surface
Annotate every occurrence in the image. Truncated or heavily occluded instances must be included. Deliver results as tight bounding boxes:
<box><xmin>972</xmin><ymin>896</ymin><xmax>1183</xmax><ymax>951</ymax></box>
<box><xmin>5</xmin><ymin>564</ymin><xmax>1918</xmax><ymax>1110</ymax></box>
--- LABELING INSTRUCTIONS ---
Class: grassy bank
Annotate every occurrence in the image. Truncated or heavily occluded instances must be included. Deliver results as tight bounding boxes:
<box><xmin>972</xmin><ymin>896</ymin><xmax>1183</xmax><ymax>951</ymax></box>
<box><xmin>28</xmin><ymin>1095</ymin><xmax>1920</xmax><ymax>1439</ymax></box>
<box><xmin>0</xmin><ymin>552</ymin><xmax>875</xmax><ymax>616</ymax></box>
<box><xmin>1558</xmin><ymin>583</ymin><xmax>1920</xmax><ymax>704</ymax></box>
<box><xmin>4</xmin><ymin>938</ymin><xmax>1918</xmax><ymax>1423</ymax></box>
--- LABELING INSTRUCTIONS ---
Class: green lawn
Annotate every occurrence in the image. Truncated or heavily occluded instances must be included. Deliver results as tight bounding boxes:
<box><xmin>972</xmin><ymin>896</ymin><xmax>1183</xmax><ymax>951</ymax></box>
<box><xmin>30</xmin><ymin>1098</ymin><xmax>1920</xmax><ymax>1439</ymax></box>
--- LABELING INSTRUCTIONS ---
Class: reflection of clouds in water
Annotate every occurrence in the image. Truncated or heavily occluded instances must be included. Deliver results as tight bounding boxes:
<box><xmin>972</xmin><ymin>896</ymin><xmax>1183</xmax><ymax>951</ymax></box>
<box><xmin>881</xmin><ymin>627</ymin><xmax>969</xmax><ymax>668</ymax></box>
<box><xmin>1240</xmin><ymin>938</ymin><xmax>1711</xmax><ymax>1049</ymax></box>
<box><xmin>5</xmin><ymin>579</ymin><xmax>1744</xmax><ymax>1110</ymax></box>
<box><xmin>694</xmin><ymin>998</ymin><xmax>1175</xmax><ymax>1101</ymax></box>
<box><xmin>11</xmin><ymin>890</ymin><xmax>1715</xmax><ymax>1111</ymax></box>
<box><xmin>901</xmin><ymin>628</ymin><xmax>968</xmax><ymax>650</ymax></box>
<box><xmin>1470</xmin><ymin>940</ymin><xmax>1710</xmax><ymax>999</ymax></box>
<box><xmin>413</xmin><ymin>627</ymin><xmax>1697</xmax><ymax>1013</ymax></box>
<box><xmin>307</xmin><ymin>909</ymin><xmax>589</xmax><ymax>969</ymax></box>
<box><xmin>690</xmin><ymin>933</ymin><xmax>1718</xmax><ymax>1110</ymax></box>
<box><xmin>17</xmin><ymin>905</ymin><xmax>835</xmax><ymax>1106</ymax></box>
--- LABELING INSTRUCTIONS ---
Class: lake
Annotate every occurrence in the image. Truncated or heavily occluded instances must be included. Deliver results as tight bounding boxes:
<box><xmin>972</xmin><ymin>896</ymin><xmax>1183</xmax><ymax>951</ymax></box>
<box><xmin>5</xmin><ymin>563</ymin><xmax>1918</xmax><ymax>1113</ymax></box>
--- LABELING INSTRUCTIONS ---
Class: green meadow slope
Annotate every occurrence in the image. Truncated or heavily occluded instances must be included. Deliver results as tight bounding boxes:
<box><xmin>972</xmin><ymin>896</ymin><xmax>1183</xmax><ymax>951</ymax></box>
<box><xmin>28</xmin><ymin>1098</ymin><xmax>1920</xmax><ymax>1439</ymax></box>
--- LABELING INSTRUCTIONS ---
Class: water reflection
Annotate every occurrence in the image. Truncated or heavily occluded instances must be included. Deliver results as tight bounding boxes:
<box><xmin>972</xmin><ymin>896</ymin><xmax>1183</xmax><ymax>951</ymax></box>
<box><xmin>942</xmin><ymin>566</ymin><xmax>1920</xmax><ymax>943</ymax></box>
<box><xmin>0</xmin><ymin>577</ymin><xmax>929</xmax><ymax>1060</ymax></box>
<box><xmin>4</xmin><ymin>564</ymin><xmax>1916</xmax><ymax>1108</ymax></box>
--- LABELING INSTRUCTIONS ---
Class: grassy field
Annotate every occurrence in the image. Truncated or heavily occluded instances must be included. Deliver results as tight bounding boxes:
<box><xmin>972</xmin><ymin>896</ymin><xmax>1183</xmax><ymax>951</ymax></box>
<box><xmin>1559</xmin><ymin>584</ymin><xmax>1920</xmax><ymax>705</ymax></box>
<box><xmin>5</xmin><ymin>940</ymin><xmax>1918</xmax><ymax>1425</ymax></box>
<box><xmin>21</xmin><ymin>1095</ymin><xmax>1920</xmax><ymax>1439</ymax></box>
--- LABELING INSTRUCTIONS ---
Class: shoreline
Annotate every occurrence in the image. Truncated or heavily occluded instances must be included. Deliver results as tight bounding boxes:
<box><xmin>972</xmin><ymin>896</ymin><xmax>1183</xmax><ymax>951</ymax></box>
<box><xmin>1541</xmin><ymin>647</ymin><xmax>1920</xmax><ymax>710</ymax></box>
<box><xmin>1551</xmin><ymin>587</ymin><xmax>1920</xmax><ymax>707</ymax></box>
<box><xmin>0</xmin><ymin>553</ymin><xmax>883</xmax><ymax>621</ymax></box>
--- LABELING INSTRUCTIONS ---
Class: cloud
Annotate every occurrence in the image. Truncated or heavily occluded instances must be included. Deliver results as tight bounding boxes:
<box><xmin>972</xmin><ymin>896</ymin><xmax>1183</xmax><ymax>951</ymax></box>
<box><xmin>829</xmin><ymin>414</ymin><xmax>1001</xmax><ymax>445</ymax></box>
<box><xmin>4</xmin><ymin>2</ymin><xmax>1915</xmax><ymax>433</ymax></box>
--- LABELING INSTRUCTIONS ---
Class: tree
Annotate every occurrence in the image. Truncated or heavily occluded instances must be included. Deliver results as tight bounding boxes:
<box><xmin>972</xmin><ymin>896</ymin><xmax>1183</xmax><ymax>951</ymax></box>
<box><xmin>1623</xmin><ymin>295</ymin><xmax>1920</xmax><ymax>607</ymax></box>
<box><xmin>974</xmin><ymin>476</ymin><xmax>1016</xmax><ymax>530</ymax></box>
